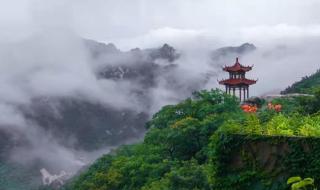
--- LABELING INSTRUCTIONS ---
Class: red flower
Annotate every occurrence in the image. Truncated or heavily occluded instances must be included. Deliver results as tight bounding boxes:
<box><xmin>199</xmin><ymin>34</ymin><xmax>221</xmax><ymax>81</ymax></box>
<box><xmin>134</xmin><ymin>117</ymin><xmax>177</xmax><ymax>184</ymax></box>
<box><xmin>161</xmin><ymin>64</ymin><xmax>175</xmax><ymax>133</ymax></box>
<box><xmin>274</xmin><ymin>104</ymin><xmax>282</xmax><ymax>112</ymax></box>
<box><xmin>241</xmin><ymin>104</ymin><xmax>257</xmax><ymax>113</ymax></box>
<box><xmin>267</xmin><ymin>102</ymin><xmax>282</xmax><ymax>112</ymax></box>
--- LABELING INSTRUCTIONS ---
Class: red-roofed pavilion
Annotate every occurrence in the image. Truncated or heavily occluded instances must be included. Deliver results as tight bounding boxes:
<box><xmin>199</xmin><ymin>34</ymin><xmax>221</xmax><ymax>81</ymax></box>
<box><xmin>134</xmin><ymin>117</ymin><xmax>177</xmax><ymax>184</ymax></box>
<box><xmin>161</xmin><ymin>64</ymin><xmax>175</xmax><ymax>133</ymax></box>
<box><xmin>219</xmin><ymin>58</ymin><xmax>257</xmax><ymax>101</ymax></box>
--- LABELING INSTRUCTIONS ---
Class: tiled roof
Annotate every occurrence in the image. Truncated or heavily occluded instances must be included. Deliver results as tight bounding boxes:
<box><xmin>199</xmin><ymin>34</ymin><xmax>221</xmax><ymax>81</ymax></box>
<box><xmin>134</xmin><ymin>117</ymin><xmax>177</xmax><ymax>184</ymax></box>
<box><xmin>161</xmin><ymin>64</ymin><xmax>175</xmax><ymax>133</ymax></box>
<box><xmin>219</xmin><ymin>78</ymin><xmax>257</xmax><ymax>85</ymax></box>
<box><xmin>223</xmin><ymin>57</ymin><xmax>252</xmax><ymax>72</ymax></box>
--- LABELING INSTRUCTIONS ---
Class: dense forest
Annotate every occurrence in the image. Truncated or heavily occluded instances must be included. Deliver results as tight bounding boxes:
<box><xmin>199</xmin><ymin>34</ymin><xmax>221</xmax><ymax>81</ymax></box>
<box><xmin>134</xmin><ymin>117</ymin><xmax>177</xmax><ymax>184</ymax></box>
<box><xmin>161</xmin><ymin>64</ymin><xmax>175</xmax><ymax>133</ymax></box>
<box><xmin>61</xmin><ymin>86</ymin><xmax>320</xmax><ymax>190</ymax></box>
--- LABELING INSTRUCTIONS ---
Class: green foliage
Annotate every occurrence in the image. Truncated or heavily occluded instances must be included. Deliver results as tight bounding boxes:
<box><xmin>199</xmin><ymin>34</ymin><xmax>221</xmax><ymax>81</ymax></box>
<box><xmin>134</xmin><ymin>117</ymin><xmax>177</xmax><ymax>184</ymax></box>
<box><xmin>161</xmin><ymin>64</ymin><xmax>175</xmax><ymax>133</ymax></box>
<box><xmin>218</xmin><ymin>112</ymin><xmax>320</xmax><ymax>138</ymax></box>
<box><xmin>287</xmin><ymin>176</ymin><xmax>316</xmax><ymax>190</ymax></box>
<box><xmin>146</xmin><ymin>89</ymin><xmax>240</xmax><ymax>129</ymax></box>
<box><xmin>266</xmin><ymin>114</ymin><xmax>293</xmax><ymax>136</ymax></box>
<box><xmin>271</xmin><ymin>97</ymin><xmax>303</xmax><ymax>115</ymax></box>
<box><xmin>282</xmin><ymin>69</ymin><xmax>320</xmax><ymax>94</ymax></box>
<box><xmin>65</xmin><ymin>89</ymin><xmax>241</xmax><ymax>190</ymax></box>
<box><xmin>296</xmin><ymin>89</ymin><xmax>320</xmax><ymax>114</ymax></box>
<box><xmin>243</xmin><ymin>114</ymin><xmax>263</xmax><ymax>135</ymax></box>
<box><xmin>142</xmin><ymin>160</ymin><xmax>210</xmax><ymax>190</ymax></box>
<box><xmin>212</xmin><ymin>134</ymin><xmax>320</xmax><ymax>190</ymax></box>
<box><xmin>287</xmin><ymin>176</ymin><xmax>303</xmax><ymax>185</ymax></box>
<box><xmin>65</xmin><ymin>88</ymin><xmax>320</xmax><ymax>190</ymax></box>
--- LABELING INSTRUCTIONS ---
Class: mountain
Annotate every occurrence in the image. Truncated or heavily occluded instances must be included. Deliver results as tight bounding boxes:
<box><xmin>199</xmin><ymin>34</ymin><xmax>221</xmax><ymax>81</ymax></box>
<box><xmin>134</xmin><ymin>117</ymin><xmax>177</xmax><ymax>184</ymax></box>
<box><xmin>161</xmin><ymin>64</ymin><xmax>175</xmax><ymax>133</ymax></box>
<box><xmin>282</xmin><ymin>69</ymin><xmax>320</xmax><ymax>94</ymax></box>
<box><xmin>0</xmin><ymin>40</ymin><xmax>182</xmax><ymax>190</ymax></box>
<box><xmin>87</xmin><ymin>41</ymin><xmax>180</xmax><ymax>88</ymax></box>
<box><xmin>0</xmin><ymin>39</ymin><xmax>257</xmax><ymax>190</ymax></box>
<box><xmin>63</xmin><ymin>89</ymin><xmax>240</xmax><ymax>190</ymax></box>
<box><xmin>22</xmin><ymin>98</ymin><xmax>148</xmax><ymax>150</ymax></box>
<box><xmin>211</xmin><ymin>43</ymin><xmax>256</xmax><ymax>62</ymax></box>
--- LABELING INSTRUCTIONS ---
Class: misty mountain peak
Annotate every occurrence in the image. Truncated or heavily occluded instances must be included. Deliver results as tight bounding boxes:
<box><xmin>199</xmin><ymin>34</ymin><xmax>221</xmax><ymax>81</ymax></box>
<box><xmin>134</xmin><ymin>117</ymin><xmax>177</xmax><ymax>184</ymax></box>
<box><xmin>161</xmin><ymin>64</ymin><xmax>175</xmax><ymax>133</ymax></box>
<box><xmin>130</xmin><ymin>47</ymin><xmax>141</xmax><ymax>52</ymax></box>
<box><xmin>160</xmin><ymin>43</ymin><xmax>175</xmax><ymax>55</ymax></box>
<box><xmin>161</xmin><ymin>43</ymin><xmax>173</xmax><ymax>50</ymax></box>
<box><xmin>239</xmin><ymin>43</ymin><xmax>256</xmax><ymax>52</ymax></box>
<box><xmin>83</xmin><ymin>39</ymin><xmax>120</xmax><ymax>58</ymax></box>
<box><xmin>148</xmin><ymin>43</ymin><xmax>179</xmax><ymax>62</ymax></box>
<box><xmin>211</xmin><ymin>42</ymin><xmax>256</xmax><ymax>61</ymax></box>
<box><xmin>105</xmin><ymin>43</ymin><xmax>118</xmax><ymax>52</ymax></box>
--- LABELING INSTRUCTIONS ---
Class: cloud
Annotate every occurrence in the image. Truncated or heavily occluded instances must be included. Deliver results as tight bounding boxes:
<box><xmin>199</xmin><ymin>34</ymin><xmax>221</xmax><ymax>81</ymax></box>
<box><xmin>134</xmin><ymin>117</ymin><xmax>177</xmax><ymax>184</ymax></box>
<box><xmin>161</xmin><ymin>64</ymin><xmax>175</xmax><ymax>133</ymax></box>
<box><xmin>240</xmin><ymin>24</ymin><xmax>320</xmax><ymax>44</ymax></box>
<box><xmin>0</xmin><ymin>28</ymin><xmax>145</xmax><ymax>181</ymax></box>
<box><xmin>113</xmin><ymin>27</ymin><xmax>208</xmax><ymax>50</ymax></box>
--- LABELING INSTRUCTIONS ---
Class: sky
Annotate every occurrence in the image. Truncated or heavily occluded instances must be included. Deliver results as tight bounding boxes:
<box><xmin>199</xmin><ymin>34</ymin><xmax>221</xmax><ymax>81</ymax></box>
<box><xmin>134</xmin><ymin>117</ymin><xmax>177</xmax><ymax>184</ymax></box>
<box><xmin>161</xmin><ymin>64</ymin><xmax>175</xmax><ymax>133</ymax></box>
<box><xmin>1</xmin><ymin>0</ymin><xmax>320</xmax><ymax>49</ymax></box>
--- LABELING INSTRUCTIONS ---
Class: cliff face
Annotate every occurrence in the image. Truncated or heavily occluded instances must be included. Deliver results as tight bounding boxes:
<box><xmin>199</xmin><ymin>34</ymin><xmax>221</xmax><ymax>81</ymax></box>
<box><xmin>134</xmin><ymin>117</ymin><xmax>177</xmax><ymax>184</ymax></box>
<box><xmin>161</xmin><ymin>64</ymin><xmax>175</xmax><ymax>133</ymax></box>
<box><xmin>214</xmin><ymin>134</ymin><xmax>320</xmax><ymax>190</ymax></box>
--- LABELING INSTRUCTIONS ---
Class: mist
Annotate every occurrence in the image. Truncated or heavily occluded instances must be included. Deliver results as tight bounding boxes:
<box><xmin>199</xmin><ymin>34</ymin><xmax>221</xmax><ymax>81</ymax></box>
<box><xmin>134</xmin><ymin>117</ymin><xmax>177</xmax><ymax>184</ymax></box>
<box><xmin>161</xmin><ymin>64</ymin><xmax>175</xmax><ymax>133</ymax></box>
<box><xmin>0</xmin><ymin>0</ymin><xmax>320</xmax><ymax>187</ymax></box>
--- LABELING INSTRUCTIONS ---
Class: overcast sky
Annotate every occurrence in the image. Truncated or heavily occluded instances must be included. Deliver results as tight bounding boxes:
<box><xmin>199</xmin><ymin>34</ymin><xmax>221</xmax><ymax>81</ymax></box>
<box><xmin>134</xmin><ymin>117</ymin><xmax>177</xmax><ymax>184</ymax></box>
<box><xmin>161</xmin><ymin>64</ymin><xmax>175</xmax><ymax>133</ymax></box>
<box><xmin>0</xmin><ymin>0</ymin><xmax>320</xmax><ymax>96</ymax></box>
<box><xmin>1</xmin><ymin>0</ymin><xmax>320</xmax><ymax>49</ymax></box>
<box><xmin>1</xmin><ymin>0</ymin><xmax>320</xmax><ymax>95</ymax></box>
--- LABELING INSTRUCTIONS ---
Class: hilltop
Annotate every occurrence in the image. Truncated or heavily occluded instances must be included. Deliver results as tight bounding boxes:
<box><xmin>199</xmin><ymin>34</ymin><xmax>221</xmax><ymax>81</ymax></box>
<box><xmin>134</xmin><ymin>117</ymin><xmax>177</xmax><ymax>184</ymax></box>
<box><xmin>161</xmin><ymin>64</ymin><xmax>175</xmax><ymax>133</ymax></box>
<box><xmin>63</xmin><ymin>86</ymin><xmax>320</xmax><ymax>190</ymax></box>
<box><xmin>282</xmin><ymin>69</ymin><xmax>320</xmax><ymax>94</ymax></box>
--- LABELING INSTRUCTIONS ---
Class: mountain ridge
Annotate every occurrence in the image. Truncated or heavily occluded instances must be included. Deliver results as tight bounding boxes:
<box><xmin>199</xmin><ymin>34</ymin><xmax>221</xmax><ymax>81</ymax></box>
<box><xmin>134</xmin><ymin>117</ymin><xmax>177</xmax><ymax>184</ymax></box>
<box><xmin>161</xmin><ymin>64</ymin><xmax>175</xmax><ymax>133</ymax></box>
<box><xmin>0</xmin><ymin>39</ymin><xmax>258</xmax><ymax>190</ymax></box>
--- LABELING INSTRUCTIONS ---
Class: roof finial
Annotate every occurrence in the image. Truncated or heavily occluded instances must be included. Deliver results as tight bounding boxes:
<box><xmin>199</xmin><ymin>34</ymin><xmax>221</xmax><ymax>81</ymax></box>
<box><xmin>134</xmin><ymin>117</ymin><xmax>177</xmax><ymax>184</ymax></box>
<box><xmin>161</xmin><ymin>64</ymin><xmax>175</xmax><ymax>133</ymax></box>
<box><xmin>236</xmin><ymin>57</ymin><xmax>239</xmax><ymax>63</ymax></box>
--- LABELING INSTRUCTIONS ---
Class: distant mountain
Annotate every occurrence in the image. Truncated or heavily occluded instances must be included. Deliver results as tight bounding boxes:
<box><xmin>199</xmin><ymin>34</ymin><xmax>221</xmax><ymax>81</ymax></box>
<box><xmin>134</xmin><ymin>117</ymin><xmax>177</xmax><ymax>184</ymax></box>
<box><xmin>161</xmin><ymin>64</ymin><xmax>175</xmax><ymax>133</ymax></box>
<box><xmin>210</xmin><ymin>43</ymin><xmax>256</xmax><ymax>67</ymax></box>
<box><xmin>281</xmin><ymin>69</ymin><xmax>320</xmax><ymax>94</ymax></box>
<box><xmin>0</xmin><ymin>41</ymin><xmax>180</xmax><ymax>155</ymax></box>
<box><xmin>211</xmin><ymin>43</ymin><xmax>256</xmax><ymax>60</ymax></box>
<box><xmin>0</xmin><ymin>39</ymin><xmax>257</xmax><ymax>190</ymax></box>
<box><xmin>18</xmin><ymin>40</ymin><xmax>182</xmax><ymax>152</ymax></box>
<box><xmin>86</xmin><ymin>40</ymin><xmax>179</xmax><ymax>88</ymax></box>
<box><xmin>146</xmin><ymin>43</ymin><xmax>179</xmax><ymax>62</ymax></box>
<box><xmin>20</xmin><ymin>41</ymin><xmax>181</xmax><ymax>151</ymax></box>
<box><xmin>22</xmin><ymin>98</ymin><xmax>148</xmax><ymax>150</ymax></box>
<box><xmin>0</xmin><ymin>40</ymin><xmax>183</xmax><ymax>190</ymax></box>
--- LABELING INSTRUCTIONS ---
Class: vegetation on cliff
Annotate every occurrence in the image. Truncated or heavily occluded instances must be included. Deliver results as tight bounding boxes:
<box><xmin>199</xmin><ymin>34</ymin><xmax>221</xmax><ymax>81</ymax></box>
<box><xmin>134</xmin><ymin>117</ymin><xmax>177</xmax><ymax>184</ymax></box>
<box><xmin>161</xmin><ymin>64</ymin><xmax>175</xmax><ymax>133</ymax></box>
<box><xmin>64</xmin><ymin>88</ymin><xmax>320</xmax><ymax>190</ymax></box>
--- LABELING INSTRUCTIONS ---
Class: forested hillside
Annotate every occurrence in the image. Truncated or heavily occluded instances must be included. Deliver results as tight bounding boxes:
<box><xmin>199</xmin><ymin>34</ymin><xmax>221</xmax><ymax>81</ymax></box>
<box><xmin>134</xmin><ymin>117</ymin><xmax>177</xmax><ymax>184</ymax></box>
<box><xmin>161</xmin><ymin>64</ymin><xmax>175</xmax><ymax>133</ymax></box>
<box><xmin>63</xmin><ymin>89</ymin><xmax>320</xmax><ymax>190</ymax></box>
<box><xmin>282</xmin><ymin>69</ymin><xmax>320</xmax><ymax>94</ymax></box>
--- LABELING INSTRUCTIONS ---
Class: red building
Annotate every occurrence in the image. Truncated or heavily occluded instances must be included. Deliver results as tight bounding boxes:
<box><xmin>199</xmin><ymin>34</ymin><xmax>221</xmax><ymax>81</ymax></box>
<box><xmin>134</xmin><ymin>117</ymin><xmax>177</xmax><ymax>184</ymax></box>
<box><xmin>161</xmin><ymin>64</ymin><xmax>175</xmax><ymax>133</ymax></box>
<box><xmin>219</xmin><ymin>58</ymin><xmax>257</xmax><ymax>101</ymax></box>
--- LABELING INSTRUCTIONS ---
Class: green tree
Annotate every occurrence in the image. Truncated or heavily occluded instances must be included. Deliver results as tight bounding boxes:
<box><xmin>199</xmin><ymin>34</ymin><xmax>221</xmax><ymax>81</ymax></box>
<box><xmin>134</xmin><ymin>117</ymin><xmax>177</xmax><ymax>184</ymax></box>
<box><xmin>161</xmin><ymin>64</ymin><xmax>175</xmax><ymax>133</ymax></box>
<box><xmin>266</xmin><ymin>114</ymin><xmax>294</xmax><ymax>136</ymax></box>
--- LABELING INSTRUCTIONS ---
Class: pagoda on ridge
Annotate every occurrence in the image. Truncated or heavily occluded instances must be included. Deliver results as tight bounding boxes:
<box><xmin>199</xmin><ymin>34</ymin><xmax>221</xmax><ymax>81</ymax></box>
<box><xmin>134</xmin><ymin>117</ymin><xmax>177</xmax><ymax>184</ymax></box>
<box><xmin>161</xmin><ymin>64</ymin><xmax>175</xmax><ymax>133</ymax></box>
<box><xmin>218</xmin><ymin>57</ymin><xmax>257</xmax><ymax>101</ymax></box>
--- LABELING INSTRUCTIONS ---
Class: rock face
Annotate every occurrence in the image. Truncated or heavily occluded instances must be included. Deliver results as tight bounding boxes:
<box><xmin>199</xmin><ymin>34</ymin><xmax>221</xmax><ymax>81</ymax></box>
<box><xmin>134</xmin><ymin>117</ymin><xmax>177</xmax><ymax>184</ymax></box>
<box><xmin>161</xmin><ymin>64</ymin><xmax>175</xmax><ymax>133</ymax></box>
<box><xmin>148</xmin><ymin>43</ymin><xmax>179</xmax><ymax>62</ymax></box>
<box><xmin>89</xmin><ymin>41</ymin><xmax>180</xmax><ymax>88</ymax></box>
<box><xmin>40</xmin><ymin>168</ymin><xmax>69</xmax><ymax>189</ymax></box>
<box><xmin>214</xmin><ymin>134</ymin><xmax>320</xmax><ymax>189</ymax></box>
